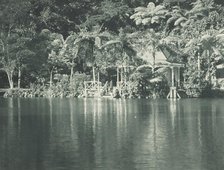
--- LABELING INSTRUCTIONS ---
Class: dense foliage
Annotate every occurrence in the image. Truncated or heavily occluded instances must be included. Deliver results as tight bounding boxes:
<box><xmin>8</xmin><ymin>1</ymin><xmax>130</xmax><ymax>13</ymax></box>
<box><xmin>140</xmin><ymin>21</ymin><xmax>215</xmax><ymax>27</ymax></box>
<box><xmin>1</xmin><ymin>0</ymin><xmax>224</xmax><ymax>98</ymax></box>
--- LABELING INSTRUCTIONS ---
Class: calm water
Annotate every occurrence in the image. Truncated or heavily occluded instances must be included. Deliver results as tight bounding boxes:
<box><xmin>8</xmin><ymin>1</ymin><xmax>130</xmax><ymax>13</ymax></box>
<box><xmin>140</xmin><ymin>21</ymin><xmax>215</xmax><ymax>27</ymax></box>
<box><xmin>0</xmin><ymin>98</ymin><xmax>224</xmax><ymax>170</ymax></box>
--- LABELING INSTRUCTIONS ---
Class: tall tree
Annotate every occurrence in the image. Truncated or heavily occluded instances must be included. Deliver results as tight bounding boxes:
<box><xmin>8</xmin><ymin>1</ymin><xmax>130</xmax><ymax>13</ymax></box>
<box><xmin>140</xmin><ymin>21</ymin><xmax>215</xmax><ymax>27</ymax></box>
<box><xmin>0</xmin><ymin>32</ymin><xmax>35</xmax><ymax>89</ymax></box>
<box><xmin>0</xmin><ymin>0</ymin><xmax>36</xmax><ymax>89</ymax></box>
<box><xmin>0</xmin><ymin>35</ymin><xmax>16</xmax><ymax>89</ymax></box>
<box><xmin>184</xmin><ymin>29</ymin><xmax>224</xmax><ymax>84</ymax></box>
<box><xmin>130</xmin><ymin>2</ymin><xmax>168</xmax><ymax>29</ymax></box>
<box><xmin>46</xmin><ymin>32</ymin><xmax>69</xmax><ymax>88</ymax></box>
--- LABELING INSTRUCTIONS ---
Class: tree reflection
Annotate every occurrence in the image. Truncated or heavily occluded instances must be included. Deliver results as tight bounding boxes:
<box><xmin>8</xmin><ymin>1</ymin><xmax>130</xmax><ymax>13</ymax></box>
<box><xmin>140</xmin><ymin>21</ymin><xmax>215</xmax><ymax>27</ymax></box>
<box><xmin>49</xmin><ymin>98</ymin><xmax>53</xmax><ymax>128</ymax></box>
<box><xmin>17</xmin><ymin>98</ymin><xmax>21</xmax><ymax>133</ymax></box>
<box><xmin>1</xmin><ymin>98</ymin><xmax>224</xmax><ymax>170</ymax></box>
<box><xmin>8</xmin><ymin>98</ymin><xmax>14</xmax><ymax>129</ymax></box>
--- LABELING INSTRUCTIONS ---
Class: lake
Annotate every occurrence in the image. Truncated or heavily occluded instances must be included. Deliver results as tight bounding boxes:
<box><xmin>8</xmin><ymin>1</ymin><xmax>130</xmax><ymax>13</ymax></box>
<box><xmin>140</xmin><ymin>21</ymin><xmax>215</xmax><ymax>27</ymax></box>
<box><xmin>0</xmin><ymin>98</ymin><xmax>224</xmax><ymax>170</ymax></box>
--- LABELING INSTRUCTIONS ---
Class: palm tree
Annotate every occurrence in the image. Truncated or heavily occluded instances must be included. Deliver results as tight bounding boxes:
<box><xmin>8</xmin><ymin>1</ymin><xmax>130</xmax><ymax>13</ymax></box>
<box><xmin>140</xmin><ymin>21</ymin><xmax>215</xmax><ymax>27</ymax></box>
<box><xmin>132</xmin><ymin>29</ymin><xmax>172</xmax><ymax>73</ymax></box>
<box><xmin>166</xmin><ymin>0</ymin><xmax>215</xmax><ymax>34</ymax></box>
<box><xmin>184</xmin><ymin>29</ymin><xmax>224</xmax><ymax>84</ymax></box>
<box><xmin>99</xmin><ymin>28</ymin><xmax>137</xmax><ymax>84</ymax></box>
<box><xmin>53</xmin><ymin>26</ymin><xmax>111</xmax><ymax>83</ymax></box>
<box><xmin>47</xmin><ymin>32</ymin><xmax>72</xmax><ymax>88</ymax></box>
<box><xmin>73</xmin><ymin>26</ymin><xmax>112</xmax><ymax>82</ymax></box>
<box><xmin>166</xmin><ymin>6</ymin><xmax>188</xmax><ymax>33</ymax></box>
<box><xmin>186</xmin><ymin>0</ymin><xmax>215</xmax><ymax>17</ymax></box>
<box><xmin>131</xmin><ymin>64</ymin><xmax>170</xmax><ymax>98</ymax></box>
<box><xmin>130</xmin><ymin>2</ymin><xmax>168</xmax><ymax>26</ymax></box>
<box><xmin>58</xmin><ymin>33</ymin><xmax>79</xmax><ymax>82</ymax></box>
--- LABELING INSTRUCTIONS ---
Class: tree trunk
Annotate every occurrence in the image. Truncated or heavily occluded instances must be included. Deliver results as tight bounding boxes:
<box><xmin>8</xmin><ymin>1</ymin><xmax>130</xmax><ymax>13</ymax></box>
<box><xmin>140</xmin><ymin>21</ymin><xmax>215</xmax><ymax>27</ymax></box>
<box><xmin>121</xmin><ymin>67</ymin><xmax>123</xmax><ymax>83</ymax></box>
<box><xmin>117</xmin><ymin>67</ymin><xmax>119</xmax><ymax>87</ymax></box>
<box><xmin>152</xmin><ymin>51</ymin><xmax>155</xmax><ymax>73</ymax></box>
<box><xmin>18</xmin><ymin>66</ymin><xmax>21</xmax><ymax>89</ymax></box>
<box><xmin>207</xmin><ymin>50</ymin><xmax>211</xmax><ymax>84</ymax></box>
<box><xmin>124</xmin><ymin>60</ymin><xmax>127</xmax><ymax>84</ymax></box>
<box><xmin>97</xmin><ymin>71</ymin><xmax>100</xmax><ymax>96</ymax></box>
<box><xmin>197</xmin><ymin>52</ymin><xmax>201</xmax><ymax>72</ymax></box>
<box><xmin>6</xmin><ymin>71</ymin><xmax>14</xmax><ymax>89</ymax></box>
<box><xmin>50</xmin><ymin>68</ymin><xmax>53</xmax><ymax>88</ymax></box>
<box><xmin>70</xmin><ymin>66</ymin><xmax>74</xmax><ymax>83</ymax></box>
<box><xmin>171</xmin><ymin>67</ymin><xmax>174</xmax><ymax>87</ymax></box>
<box><xmin>93</xmin><ymin>66</ymin><xmax>95</xmax><ymax>83</ymax></box>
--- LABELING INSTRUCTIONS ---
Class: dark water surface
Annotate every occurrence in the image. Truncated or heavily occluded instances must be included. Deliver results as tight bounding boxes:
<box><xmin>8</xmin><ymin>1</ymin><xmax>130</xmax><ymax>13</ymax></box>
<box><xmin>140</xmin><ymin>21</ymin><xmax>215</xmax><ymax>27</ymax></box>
<box><xmin>0</xmin><ymin>98</ymin><xmax>224</xmax><ymax>170</ymax></box>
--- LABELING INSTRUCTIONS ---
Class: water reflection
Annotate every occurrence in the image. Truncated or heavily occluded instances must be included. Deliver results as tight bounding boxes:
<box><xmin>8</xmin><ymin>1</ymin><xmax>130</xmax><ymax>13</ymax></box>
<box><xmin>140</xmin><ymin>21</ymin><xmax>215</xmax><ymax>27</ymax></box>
<box><xmin>169</xmin><ymin>100</ymin><xmax>177</xmax><ymax>129</ymax></box>
<box><xmin>49</xmin><ymin>98</ymin><xmax>53</xmax><ymax>128</ymax></box>
<box><xmin>1</xmin><ymin>98</ymin><xmax>224</xmax><ymax>170</ymax></box>
<box><xmin>17</xmin><ymin>98</ymin><xmax>21</xmax><ymax>132</ymax></box>
<box><xmin>8</xmin><ymin>98</ymin><xmax>14</xmax><ymax>129</ymax></box>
